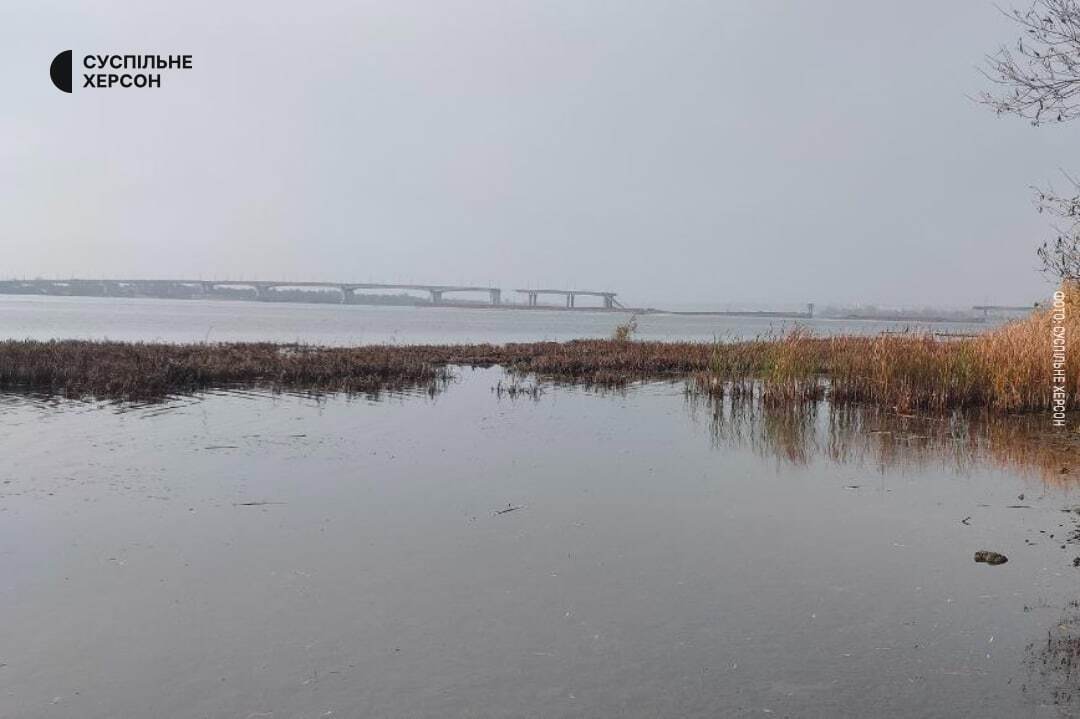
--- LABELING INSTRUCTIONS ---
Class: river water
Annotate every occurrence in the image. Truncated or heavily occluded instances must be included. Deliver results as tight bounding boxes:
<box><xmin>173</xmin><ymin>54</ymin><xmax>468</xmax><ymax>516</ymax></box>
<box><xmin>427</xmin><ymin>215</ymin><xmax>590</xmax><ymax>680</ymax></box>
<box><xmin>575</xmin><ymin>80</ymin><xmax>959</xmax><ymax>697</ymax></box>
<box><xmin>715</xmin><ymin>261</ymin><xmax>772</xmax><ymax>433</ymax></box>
<box><xmin>0</xmin><ymin>295</ymin><xmax>996</xmax><ymax>345</ymax></box>
<box><xmin>3</xmin><ymin>297</ymin><xmax>1073</xmax><ymax>718</ymax></box>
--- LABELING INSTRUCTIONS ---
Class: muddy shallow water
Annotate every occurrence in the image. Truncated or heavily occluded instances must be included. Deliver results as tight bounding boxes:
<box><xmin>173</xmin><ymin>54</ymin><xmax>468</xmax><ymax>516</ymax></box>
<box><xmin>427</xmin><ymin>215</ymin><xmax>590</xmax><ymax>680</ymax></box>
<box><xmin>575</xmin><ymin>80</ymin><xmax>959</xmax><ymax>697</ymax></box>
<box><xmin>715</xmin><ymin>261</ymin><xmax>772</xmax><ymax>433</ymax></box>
<box><xmin>3</xmin><ymin>369</ymin><xmax>1080</xmax><ymax>718</ymax></box>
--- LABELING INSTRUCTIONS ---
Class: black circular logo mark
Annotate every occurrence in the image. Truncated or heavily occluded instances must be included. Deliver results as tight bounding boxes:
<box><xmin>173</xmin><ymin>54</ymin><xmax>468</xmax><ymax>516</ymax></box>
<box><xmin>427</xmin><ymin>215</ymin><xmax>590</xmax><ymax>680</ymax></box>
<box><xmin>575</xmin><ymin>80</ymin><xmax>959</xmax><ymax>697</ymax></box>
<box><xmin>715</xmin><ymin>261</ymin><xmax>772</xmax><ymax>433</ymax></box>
<box><xmin>50</xmin><ymin>50</ymin><xmax>72</xmax><ymax>93</ymax></box>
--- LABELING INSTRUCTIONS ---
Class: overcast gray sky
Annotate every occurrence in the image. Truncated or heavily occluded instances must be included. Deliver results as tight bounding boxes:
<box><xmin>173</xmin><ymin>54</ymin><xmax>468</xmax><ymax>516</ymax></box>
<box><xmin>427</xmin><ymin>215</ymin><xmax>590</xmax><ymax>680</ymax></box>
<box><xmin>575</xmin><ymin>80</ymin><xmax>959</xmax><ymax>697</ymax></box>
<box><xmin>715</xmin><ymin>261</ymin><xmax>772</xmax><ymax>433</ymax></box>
<box><xmin>2</xmin><ymin>0</ymin><xmax>1076</xmax><ymax>307</ymax></box>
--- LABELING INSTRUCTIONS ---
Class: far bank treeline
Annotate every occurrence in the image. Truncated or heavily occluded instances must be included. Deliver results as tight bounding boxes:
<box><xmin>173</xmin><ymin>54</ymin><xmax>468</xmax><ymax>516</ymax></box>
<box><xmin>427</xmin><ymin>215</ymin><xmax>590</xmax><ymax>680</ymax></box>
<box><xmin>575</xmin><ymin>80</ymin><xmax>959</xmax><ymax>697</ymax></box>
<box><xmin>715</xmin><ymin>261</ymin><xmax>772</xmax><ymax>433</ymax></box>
<box><xmin>0</xmin><ymin>285</ymin><xmax>1076</xmax><ymax>414</ymax></box>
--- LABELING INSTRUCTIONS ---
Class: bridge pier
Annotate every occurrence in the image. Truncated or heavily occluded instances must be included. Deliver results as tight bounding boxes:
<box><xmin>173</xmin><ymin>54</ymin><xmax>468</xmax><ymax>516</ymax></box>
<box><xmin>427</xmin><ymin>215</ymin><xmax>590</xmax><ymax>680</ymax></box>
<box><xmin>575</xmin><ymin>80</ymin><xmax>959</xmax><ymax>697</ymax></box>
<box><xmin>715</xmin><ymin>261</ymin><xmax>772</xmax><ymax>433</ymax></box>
<box><xmin>807</xmin><ymin>303</ymin><xmax>814</xmax><ymax>318</ymax></box>
<box><xmin>490</xmin><ymin>289</ymin><xmax>501</xmax><ymax>305</ymax></box>
<box><xmin>339</xmin><ymin>286</ymin><xmax>352</xmax><ymax>305</ymax></box>
<box><xmin>516</xmin><ymin>289</ymin><xmax>619</xmax><ymax>308</ymax></box>
<box><xmin>430</xmin><ymin>290</ymin><xmax>443</xmax><ymax>305</ymax></box>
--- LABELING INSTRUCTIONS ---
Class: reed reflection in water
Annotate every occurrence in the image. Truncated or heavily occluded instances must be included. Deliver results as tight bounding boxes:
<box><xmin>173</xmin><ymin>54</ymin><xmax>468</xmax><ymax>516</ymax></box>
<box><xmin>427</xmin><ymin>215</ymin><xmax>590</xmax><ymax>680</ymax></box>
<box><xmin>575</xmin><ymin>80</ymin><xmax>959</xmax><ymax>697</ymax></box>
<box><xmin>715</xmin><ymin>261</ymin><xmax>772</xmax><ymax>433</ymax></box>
<box><xmin>690</xmin><ymin>384</ymin><xmax>1080</xmax><ymax>484</ymax></box>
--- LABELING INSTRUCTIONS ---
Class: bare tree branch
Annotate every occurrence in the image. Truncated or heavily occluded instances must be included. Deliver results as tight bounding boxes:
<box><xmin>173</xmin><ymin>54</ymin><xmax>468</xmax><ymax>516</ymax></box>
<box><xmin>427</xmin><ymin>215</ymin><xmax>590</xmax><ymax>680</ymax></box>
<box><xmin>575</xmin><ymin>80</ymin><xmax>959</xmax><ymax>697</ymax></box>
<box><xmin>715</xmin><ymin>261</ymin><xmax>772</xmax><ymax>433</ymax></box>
<box><xmin>981</xmin><ymin>1</ymin><xmax>1080</xmax><ymax>279</ymax></box>
<box><xmin>981</xmin><ymin>0</ymin><xmax>1080</xmax><ymax>124</ymax></box>
<box><xmin>1033</xmin><ymin>174</ymin><xmax>1080</xmax><ymax>278</ymax></box>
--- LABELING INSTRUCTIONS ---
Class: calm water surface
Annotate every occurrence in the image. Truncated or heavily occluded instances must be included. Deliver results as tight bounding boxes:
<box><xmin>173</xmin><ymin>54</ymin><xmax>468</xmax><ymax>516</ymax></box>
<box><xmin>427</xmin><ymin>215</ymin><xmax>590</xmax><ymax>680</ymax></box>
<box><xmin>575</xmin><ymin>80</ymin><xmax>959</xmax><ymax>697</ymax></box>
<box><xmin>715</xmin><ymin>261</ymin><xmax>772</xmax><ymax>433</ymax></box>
<box><xmin>3</xmin><ymin>369</ymin><xmax>1080</xmax><ymax>718</ymax></box>
<box><xmin>0</xmin><ymin>295</ymin><xmax>999</xmax><ymax>344</ymax></box>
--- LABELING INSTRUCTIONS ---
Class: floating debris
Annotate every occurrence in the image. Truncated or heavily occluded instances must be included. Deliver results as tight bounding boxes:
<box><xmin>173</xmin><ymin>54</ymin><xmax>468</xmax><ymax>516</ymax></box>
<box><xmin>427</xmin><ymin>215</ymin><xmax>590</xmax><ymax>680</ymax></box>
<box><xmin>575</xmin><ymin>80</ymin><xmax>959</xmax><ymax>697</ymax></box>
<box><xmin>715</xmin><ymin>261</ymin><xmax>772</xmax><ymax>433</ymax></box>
<box><xmin>974</xmin><ymin>550</ymin><xmax>1008</xmax><ymax>566</ymax></box>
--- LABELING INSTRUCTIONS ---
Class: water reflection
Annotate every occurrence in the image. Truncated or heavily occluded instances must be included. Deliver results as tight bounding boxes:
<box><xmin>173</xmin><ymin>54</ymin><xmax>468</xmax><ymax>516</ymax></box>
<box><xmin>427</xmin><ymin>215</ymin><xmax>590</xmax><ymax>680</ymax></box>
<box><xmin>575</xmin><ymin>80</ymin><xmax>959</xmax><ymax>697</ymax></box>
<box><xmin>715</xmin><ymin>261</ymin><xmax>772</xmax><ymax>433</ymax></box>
<box><xmin>5</xmin><ymin>368</ymin><xmax>1080</xmax><ymax>716</ymax></box>
<box><xmin>0</xmin><ymin>375</ymin><xmax>452</xmax><ymax>417</ymax></box>
<box><xmin>693</xmin><ymin>390</ymin><xmax>1080</xmax><ymax>483</ymax></box>
<box><xmin>695</xmin><ymin>392</ymin><xmax>1080</xmax><ymax>710</ymax></box>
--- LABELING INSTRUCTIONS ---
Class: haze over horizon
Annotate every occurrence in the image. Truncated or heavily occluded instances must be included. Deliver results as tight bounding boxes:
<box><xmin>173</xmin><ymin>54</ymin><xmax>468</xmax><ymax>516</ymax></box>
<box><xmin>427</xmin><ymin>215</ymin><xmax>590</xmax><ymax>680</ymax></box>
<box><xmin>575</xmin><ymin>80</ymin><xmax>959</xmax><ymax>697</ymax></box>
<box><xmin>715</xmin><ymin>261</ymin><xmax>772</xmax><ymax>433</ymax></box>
<box><xmin>3</xmin><ymin>0</ymin><xmax>1074</xmax><ymax>308</ymax></box>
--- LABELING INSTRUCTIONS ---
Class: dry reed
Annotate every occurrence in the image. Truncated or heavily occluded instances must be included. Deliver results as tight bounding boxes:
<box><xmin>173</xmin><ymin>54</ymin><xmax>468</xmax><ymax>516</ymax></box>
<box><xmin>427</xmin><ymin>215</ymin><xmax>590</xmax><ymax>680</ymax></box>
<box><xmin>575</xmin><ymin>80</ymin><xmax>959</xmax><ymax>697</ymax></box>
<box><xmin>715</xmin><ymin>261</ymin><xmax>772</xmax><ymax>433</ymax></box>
<box><xmin>695</xmin><ymin>283</ymin><xmax>1080</xmax><ymax>414</ymax></box>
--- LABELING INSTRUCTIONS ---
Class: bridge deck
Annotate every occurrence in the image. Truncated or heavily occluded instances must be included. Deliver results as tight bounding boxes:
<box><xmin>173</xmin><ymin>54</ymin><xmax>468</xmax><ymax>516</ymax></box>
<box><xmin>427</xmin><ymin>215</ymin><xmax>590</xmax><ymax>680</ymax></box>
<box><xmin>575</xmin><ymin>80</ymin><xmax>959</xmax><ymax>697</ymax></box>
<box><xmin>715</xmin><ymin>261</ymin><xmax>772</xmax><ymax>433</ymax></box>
<box><xmin>972</xmin><ymin>305</ymin><xmax>1035</xmax><ymax>311</ymax></box>
<box><xmin>97</xmin><ymin>279</ymin><xmax>499</xmax><ymax>293</ymax></box>
<box><xmin>514</xmin><ymin>289</ymin><xmax>615</xmax><ymax>297</ymax></box>
<box><xmin>6</xmin><ymin>278</ymin><xmax>504</xmax><ymax>305</ymax></box>
<box><xmin>1</xmin><ymin>279</ymin><xmax>632</xmax><ymax>309</ymax></box>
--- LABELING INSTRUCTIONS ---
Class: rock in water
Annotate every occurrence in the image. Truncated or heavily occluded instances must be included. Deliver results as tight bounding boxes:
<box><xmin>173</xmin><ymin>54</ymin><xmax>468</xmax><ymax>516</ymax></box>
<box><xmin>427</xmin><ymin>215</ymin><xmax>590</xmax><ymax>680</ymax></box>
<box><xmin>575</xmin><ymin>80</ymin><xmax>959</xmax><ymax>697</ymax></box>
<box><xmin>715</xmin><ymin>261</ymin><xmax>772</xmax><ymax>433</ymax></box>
<box><xmin>974</xmin><ymin>550</ymin><xmax>1008</xmax><ymax>566</ymax></box>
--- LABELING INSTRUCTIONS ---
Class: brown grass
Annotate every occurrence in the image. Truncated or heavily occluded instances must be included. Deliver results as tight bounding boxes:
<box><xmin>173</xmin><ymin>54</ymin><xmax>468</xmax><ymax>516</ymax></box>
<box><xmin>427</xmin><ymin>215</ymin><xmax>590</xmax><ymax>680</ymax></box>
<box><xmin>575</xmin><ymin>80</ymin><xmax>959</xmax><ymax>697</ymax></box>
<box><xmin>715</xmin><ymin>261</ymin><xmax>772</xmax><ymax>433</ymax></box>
<box><xmin>695</xmin><ymin>283</ymin><xmax>1080</xmax><ymax>414</ymax></box>
<box><xmin>0</xmin><ymin>341</ymin><xmax>455</xmax><ymax>401</ymax></box>
<box><xmin>0</xmin><ymin>339</ymin><xmax>715</xmax><ymax>401</ymax></box>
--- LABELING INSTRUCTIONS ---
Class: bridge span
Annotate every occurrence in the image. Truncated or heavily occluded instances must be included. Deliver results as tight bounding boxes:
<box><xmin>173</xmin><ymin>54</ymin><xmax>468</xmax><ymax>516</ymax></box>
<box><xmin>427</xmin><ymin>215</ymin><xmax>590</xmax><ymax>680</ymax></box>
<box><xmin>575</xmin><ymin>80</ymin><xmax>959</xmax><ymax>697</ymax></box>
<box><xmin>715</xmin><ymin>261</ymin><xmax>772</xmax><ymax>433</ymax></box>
<box><xmin>972</xmin><ymin>304</ymin><xmax>1038</xmax><ymax>318</ymax></box>
<box><xmin>515</xmin><ymin>289</ymin><xmax>622</xmax><ymax>309</ymax></box>
<box><xmin>0</xmin><ymin>278</ymin><xmax>633</xmax><ymax>310</ymax></box>
<box><xmin>1</xmin><ymin>278</ymin><xmax>504</xmax><ymax>305</ymax></box>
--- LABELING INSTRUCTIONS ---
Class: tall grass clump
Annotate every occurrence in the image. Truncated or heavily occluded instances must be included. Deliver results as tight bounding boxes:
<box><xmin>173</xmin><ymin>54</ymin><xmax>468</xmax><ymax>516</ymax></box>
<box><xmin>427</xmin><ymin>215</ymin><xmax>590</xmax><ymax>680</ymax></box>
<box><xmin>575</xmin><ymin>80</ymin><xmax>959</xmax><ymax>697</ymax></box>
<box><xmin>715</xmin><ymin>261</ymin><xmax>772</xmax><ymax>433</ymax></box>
<box><xmin>757</xmin><ymin>327</ymin><xmax>828</xmax><ymax>404</ymax></box>
<box><xmin>825</xmin><ymin>333</ymin><xmax>990</xmax><ymax>411</ymax></box>
<box><xmin>974</xmin><ymin>284</ymin><xmax>1080</xmax><ymax>412</ymax></box>
<box><xmin>695</xmin><ymin>283</ymin><xmax>1080</xmax><ymax>414</ymax></box>
<box><xmin>612</xmin><ymin>315</ymin><xmax>638</xmax><ymax>342</ymax></box>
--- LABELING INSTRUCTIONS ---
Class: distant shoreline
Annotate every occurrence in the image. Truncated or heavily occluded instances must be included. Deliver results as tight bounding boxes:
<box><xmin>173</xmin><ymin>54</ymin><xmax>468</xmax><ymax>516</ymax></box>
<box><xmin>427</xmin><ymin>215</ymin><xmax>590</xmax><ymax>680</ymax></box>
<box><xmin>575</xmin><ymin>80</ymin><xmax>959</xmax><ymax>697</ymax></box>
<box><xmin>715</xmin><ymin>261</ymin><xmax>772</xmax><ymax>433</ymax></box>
<box><xmin>0</xmin><ymin>287</ymin><xmax>1013</xmax><ymax>324</ymax></box>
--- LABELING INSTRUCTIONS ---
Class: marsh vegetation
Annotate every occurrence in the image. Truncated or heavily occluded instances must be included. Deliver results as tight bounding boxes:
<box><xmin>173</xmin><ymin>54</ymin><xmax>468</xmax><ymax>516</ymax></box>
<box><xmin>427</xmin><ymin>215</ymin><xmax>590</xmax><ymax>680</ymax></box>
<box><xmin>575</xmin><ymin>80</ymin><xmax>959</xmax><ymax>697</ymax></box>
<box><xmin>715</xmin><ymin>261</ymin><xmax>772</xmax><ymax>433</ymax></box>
<box><xmin>0</xmin><ymin>285</ymin><xmax>1073</xmax><ymax>412</ymax></box>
